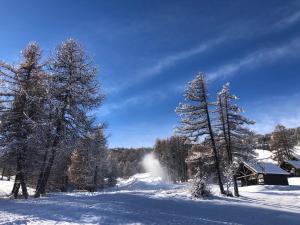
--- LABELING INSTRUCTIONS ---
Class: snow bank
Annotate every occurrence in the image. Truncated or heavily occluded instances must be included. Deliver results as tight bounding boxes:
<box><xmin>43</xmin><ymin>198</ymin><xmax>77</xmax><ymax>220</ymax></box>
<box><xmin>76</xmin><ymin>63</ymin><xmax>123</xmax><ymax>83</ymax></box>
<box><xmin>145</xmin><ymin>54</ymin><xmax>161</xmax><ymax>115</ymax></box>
<box><xmin>255</xmin><ymin>149</ymin><xmax>275</xmax><ymax>163</ymax></box>
<box><xmin>289</xmin><ymin>177</ymin><xmax>300</xmax><ymax>185</ymax></box>
<box><xmin>0</xmin><ymin>178</ymin><xmax>35</xmax><ymax>197</ymax></box>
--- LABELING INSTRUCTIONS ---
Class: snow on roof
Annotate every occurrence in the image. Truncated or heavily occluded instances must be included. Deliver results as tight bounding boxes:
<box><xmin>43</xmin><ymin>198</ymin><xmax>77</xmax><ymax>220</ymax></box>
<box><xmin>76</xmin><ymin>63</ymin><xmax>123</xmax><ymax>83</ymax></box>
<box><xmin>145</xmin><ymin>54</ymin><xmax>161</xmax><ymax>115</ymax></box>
<box><xmin>244</xmin><ymin>162</ymin><xmax>289</xmax><ymax>175</ymax></box>
<box><xmin>286</xmin><ymin>160</ymin><xmax>300</xmax><ymax>169</ymax></box>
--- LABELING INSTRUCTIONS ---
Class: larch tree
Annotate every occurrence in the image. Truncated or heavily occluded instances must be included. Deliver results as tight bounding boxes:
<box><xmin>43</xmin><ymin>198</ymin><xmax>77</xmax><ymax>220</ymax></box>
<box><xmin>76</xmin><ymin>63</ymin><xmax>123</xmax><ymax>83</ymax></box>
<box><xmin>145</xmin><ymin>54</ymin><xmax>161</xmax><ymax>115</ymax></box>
<box><xmin>176</xmin><ymin>73</ymin><xmax>225</xmax><ymax>194</ymax></box>
<box><xmin>217</xmin><ymin>83</ymin><xmax>255</xmax><ymax>197</ymax></box>
<box><xmin>69</xmin><ymin>125</ymin><xmax>107</xmax><ymax>191</ymax></box>
<box><xmin>271</xmin><ymin>124</ymin><xmax>296</xmax><ymax>164</ymax></box>
<box><xmin>0</xmin><ymin>43</ymin><xmax>46</xmax><ymax>198</ymax></box>
<box><xmin>34</xmin><ymin>39</ymin><xmax>104</xmax><ymax>197</ymax></box>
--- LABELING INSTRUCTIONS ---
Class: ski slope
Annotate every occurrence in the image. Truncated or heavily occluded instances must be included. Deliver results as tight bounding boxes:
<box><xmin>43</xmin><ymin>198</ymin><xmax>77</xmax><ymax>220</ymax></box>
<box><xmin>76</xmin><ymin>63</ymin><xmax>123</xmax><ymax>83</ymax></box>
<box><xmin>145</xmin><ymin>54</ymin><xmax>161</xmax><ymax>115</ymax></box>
<box><xmin>0</xmin><ymin>173</ymin><xmax>300</xmax><ymax>225</ymax></box>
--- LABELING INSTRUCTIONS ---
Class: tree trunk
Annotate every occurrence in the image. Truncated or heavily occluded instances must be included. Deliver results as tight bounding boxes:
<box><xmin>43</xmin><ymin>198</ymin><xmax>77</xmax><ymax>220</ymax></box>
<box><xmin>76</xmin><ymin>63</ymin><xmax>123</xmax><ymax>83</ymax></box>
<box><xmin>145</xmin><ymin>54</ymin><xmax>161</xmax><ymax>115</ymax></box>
<box><xmin>12</xmin><ymin>153</ymin><xmax>28</xmax><ymax>199</ymax></box>
<box><xmin>224</xmin><ymin>94</ymin><xmax>239</xmax><ymax>197</ymax></box>
<box><xmin>202</xmin><ymin>87</ymin><xmax>225</xmax><ymax>194</ymax></box>
<box><xmin>1</xmin><ymin>167</ymin><xmax>5</xmax><ymax>180</ymax></box>
<box><xmin>35</xmin><ymin>147</ymin><xmax>56</xmax><ymax>197</ymax></box>
<box><xmin>35</xmin><ymin>118</ymin><xmax>62</xmax><ymax>198</ymax></box>
<box><xmin>34</xmin><ymin>148</ymin><xmax>49</xmax><ymax>197</ymax></box>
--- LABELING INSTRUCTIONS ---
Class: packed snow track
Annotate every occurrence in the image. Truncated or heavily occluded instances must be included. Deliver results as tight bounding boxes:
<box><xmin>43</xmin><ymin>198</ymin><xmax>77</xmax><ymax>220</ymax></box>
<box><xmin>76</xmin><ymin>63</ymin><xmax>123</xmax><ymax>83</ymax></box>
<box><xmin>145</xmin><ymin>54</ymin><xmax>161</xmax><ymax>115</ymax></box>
<box><xmin>0</xmin><ymin>173</ymin><xmax>299</xmax><ymax>225</ymax></box>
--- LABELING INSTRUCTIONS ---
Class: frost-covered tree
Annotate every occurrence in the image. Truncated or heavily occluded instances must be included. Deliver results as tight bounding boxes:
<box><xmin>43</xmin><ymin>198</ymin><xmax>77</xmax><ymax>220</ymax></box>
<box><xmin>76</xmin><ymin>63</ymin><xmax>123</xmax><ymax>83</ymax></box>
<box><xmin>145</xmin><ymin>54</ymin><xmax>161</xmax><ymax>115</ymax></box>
<box><xmin>176</xmin><ymin>73</ymin><xmax>225</xmax><ymax>194</ymax></box>
<box><xmin>191</xmin><ymin>168</ymin><xmax>211</xmax><ymax>198</ymax></box>
<box><xmin>271</xmin><ymin>124</ymin><xmax>296</xmax><ymax>164</ymax></box>
<box><xmin>35</xmin><ymin>39</ymin><xmax>104</xmax><ymax>197</ymax></box>
<box><xmin>0</xmin><ymin>43</ymin><xmax>46</xmax><ymax>198</ymax></box>
<box><xmin>187</xmin><ymin>144</ymin><xmax>213</xmax><ymax>198</ymax></box>
<box><xmin>217</xmin><ymin>83</ymin><xmax>255</xmax><ymax>197</ymax></box>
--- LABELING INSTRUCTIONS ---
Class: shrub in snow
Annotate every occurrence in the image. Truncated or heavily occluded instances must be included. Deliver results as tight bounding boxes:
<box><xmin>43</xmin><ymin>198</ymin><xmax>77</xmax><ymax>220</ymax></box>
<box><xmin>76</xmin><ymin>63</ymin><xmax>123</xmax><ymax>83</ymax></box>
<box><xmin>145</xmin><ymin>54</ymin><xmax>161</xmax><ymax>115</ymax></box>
<box><xmin>191</xmin><ymin>169</ymin><xmax>211</xmax><ymax>198</ymax></box>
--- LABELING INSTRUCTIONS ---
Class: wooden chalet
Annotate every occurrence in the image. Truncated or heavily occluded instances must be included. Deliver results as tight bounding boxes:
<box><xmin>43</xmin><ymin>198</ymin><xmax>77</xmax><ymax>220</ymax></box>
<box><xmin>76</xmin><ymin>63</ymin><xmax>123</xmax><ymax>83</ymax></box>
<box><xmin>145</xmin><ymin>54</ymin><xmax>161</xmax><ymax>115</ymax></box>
<box><xmin>281</xmin><ymin>160</ymin><xmax>300</xmax><ymax>177</ymax></box>
<box><xmin>236</xmin><ymin>161</ymin><xmax>289</xmax><ymax>186</ymax></box>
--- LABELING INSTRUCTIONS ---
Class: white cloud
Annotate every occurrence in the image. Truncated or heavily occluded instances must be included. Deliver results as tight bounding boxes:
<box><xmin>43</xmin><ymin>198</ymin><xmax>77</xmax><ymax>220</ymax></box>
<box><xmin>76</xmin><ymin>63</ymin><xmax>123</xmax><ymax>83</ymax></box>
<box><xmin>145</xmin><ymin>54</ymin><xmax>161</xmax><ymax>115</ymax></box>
<box><xmin>207</xmin><ymin>37</ymin><xmax>300</xmax><ymax>81</ymax></box>
<box><xmin>140</xmin><ymin>37</ymin><xmax>224</xmax><ymax>79</ymax></box>
<box><xmin>275</xmin><ymin>9</ymin><xmax>300</xmax><ymax>28</ymax></box>
<box><xmin>97</xmin><ymin>90</ymin><xmax>167</xmax><ymax>117</ymax></box>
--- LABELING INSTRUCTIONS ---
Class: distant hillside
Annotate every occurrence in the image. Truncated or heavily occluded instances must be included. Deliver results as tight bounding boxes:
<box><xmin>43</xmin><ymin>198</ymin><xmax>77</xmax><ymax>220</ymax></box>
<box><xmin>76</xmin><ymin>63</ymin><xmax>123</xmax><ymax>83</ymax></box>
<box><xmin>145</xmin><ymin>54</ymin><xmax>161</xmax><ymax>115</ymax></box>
<box><xmin>254</xmin><ymin>126</ymin><xmax>300</xmax><ymax>150</ymax></box>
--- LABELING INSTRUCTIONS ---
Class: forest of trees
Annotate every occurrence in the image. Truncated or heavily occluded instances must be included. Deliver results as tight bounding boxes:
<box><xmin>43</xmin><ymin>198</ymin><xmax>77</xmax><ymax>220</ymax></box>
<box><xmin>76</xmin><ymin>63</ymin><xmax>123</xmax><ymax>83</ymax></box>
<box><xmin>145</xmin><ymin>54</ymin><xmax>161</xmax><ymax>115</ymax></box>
<box><xmin>0</xmin><ymin>40</ymin><xmax>115</xmax><ymax>198</ymax></box>
<box><xmin>107</xmin><ymin>147</ymin><xmax>152</xmax><ymax>178</ymax></box>
<box><xmin>0</xmin><ymin>42</ymin><xmax>299</xmax><ymax>200</ymax></box>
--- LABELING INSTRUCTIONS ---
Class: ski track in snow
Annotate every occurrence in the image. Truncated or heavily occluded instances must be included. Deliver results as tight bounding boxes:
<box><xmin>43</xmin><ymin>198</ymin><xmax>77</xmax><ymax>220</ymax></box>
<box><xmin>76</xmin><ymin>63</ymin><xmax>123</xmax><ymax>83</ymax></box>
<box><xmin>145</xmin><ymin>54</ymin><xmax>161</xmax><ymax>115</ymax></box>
<box><xmin>0</xmin><ymin>172</ymin><xmax>300</xmax><ymax>225</ymax></box>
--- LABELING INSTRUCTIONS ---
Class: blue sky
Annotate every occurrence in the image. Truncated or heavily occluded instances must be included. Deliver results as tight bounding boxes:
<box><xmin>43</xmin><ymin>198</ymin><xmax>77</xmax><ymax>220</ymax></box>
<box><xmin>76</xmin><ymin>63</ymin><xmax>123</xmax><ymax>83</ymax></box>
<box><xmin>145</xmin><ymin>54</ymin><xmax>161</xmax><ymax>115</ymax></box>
<box><xmin>1</xmin><ymin>0</ymin><xmax>300</xmax><ymax>148</ymax></box>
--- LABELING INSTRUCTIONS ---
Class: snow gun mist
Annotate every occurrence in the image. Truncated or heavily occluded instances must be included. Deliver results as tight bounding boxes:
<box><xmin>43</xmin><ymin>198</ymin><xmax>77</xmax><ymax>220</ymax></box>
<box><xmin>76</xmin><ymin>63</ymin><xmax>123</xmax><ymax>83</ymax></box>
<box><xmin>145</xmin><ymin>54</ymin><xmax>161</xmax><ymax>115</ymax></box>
<box><xmin>142</xmin><ymin>153</ymin><xmax>167</xmax><ymax>180</ymax></box>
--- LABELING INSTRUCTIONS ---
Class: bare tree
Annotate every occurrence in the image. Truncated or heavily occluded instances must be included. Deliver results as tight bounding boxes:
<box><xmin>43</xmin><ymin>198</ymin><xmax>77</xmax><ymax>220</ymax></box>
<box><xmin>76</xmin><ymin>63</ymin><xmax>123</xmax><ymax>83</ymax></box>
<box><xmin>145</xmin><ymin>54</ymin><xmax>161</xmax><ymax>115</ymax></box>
<box><xmin>271</xmin><ymin>124</ymin><xmax>296</xmax><ymax>164</ymax></box>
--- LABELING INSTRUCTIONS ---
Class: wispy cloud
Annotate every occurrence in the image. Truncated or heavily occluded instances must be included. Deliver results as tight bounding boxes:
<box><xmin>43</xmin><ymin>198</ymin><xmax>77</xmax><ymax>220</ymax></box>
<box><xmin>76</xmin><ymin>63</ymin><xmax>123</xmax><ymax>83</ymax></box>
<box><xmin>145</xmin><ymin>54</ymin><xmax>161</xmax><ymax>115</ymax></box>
<box><xmin>140</xmin><ymin>37</ymin><xmax>224</xmax><ymax>79</ymax></box>
<box><xmin>97</xmin><ymin>90</ymin><xmax>167</xmax><ymax>117</ymax></box>
<box><xmin>207</xmin><ymin>37</ymin><xmax>300</xmax><ymax>81</ymax></box>
<box><xmin>275</xmin><ymin>9</ymin><xmax>300</xmax><ymax>28</ymax></box>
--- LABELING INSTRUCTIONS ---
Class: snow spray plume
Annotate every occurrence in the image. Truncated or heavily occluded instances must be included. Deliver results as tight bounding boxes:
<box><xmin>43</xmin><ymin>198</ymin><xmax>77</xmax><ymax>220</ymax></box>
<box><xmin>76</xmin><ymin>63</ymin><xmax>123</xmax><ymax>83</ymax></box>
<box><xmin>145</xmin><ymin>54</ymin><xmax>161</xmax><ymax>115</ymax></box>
<box><xmin>142</xmin><ymin>153</ymin><xmax>167</xmax><ymax>180</ymax></box>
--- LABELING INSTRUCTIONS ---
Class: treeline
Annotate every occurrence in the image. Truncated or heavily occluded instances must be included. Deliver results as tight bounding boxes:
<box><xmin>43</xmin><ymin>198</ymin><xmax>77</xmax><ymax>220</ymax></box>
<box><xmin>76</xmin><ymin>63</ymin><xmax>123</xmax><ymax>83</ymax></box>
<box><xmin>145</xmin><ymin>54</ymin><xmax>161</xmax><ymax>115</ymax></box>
<box><xmin>154</xmin><ymin>136</ymin><xmax>189</xmax><ymax>183</ymax></box>
<box><xmin>256</xmin><ymin>126</ymin><xmax>300</xmax><ymax>150</ymax></box>
<box><xmin>0</xmin><ymin>39</ymin><xmax>115</xmax><ymax>198</ymax></box>
<box><xmin>257</xmin><ymin>125</ymin><xmax>299</xmax><ymax>164</ymax></box>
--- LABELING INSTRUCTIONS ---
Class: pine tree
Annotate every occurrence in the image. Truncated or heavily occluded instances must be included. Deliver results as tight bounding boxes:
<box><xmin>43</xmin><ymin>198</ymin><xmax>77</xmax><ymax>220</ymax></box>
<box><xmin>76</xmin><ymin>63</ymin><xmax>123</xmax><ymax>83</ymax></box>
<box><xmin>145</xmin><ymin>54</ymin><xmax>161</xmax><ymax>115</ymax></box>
<box><xmin>176</xmin><ymin>73</ymin><xmax>225</xmax><ymax>194</ymax></box>
<box><xmin>34</xmin><ymin>39</ymin><xmax>104</xmax><ymax>197</ymax></box>
<box><xmin>217</xmin><ymin>83</ymin><xmax>255</xmax><ymax>197</ymax></box>
<box><xmin>271</xmin><ymin>124</ymin><xmax>296</xmax><ymax>164</ymax></box>
<box><xmin>0</xmin><ymin>43</ymin><xmax>46</xmax><ymax>198</ymax></box>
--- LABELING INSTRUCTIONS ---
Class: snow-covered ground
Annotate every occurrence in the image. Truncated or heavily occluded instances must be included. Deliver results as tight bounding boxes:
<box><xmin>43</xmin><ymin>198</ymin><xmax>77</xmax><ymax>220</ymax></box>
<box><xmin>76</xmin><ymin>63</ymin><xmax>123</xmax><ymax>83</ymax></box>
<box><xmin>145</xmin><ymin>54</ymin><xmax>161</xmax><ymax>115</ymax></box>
<box><xmin>0</xmin><ymin>173</ymin><xmax>300</xmax><ymax>225</ymax></box>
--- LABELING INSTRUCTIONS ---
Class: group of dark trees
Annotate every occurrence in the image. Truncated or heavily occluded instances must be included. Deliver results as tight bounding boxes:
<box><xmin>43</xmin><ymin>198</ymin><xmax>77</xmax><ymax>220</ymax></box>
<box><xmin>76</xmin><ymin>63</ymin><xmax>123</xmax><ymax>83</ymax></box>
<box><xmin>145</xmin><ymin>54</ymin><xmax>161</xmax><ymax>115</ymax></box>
<box><xmin>175</xmin><ymin>73</ymin><xmax>256</xmax><ymax>197</ymax></box>
<box><xmin>154</xmin><ymin>136</ymin><xmax>189</xmax><ymax>183</ymax></box>
<box><xmin>0</xmin><ymin>39</ymin><xmax>115</xmax><ymax>198</ymax></box>
<box><xmin>107</xmin><ymin>147</ymin><xmax>152</xmax><ymax>178</ymax></box>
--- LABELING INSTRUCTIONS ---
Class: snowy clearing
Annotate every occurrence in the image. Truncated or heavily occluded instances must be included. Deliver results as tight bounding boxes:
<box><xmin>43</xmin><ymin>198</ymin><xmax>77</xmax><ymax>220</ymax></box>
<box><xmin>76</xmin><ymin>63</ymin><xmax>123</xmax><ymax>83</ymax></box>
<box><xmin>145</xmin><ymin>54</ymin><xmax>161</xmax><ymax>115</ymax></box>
<box><xmin>0</xmin><ymin>173</ymin><xmax>300</xmax><ymax>225</ymax></box>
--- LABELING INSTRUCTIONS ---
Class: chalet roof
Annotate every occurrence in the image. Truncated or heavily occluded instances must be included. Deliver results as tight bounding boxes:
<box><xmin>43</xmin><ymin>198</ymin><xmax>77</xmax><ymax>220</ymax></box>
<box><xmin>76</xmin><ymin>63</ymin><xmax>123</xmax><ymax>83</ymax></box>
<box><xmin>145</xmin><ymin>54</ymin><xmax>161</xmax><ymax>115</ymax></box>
<box><xmin>244</xmin><ymin>162</ymin><xmax>289</xmax><ymax>175</ymax></box>
<box><xmin>286</xmin><ymin>160</ymin><xmax>300</xmax><ymax>169</ymax></box>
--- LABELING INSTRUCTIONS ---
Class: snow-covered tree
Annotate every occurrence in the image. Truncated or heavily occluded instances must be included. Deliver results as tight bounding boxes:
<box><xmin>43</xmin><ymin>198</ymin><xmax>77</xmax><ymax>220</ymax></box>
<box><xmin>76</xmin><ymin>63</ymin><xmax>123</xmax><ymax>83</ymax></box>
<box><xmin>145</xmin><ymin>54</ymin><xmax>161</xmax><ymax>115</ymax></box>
<box><xmin>191</xmin><ymin>168</ymin><xmax>211</xmax><ymax>198</ymax></box>
<box><xmin>35</xmin><ymin>39</ymin><xmax>104</xmax><ymax>197</ymax></box>
<box><xmin>271</xmin><ymin>124</ymin><xmax>296</xmax><ymax>164</ymax></box>
<box><xmin>176</xmin><ymin>73</ymin><xmax>225</xmax><ymax>194</ymax></box>
<box><xmin>0</xmin><ymin>43</ymin><xmax>46</xmax><ymax>198</ymax></box>
<box><xmin>217</xmin><ymin>83</ymin><xmax>255</xmax><ymax>197</ymax></box>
